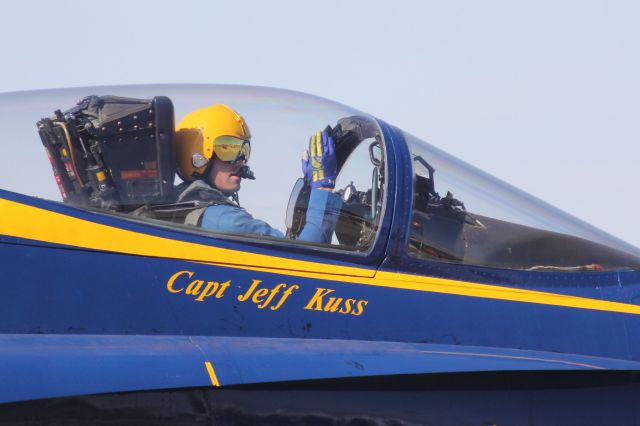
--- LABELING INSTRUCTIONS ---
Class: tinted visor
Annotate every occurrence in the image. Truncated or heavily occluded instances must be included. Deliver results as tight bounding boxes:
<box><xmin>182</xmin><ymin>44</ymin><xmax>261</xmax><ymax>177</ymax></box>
<box><xmin>213</xmin><ymin>135</ymin><xmax>251</xmax><ymax>163</ymax></box>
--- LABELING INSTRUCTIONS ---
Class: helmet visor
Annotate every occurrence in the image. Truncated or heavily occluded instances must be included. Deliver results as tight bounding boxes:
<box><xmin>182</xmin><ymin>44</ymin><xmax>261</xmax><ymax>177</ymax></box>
<box><xmin>213</xmin><ymin>135</ymin><xmax>251</xmax><ymax>163</ymax></box>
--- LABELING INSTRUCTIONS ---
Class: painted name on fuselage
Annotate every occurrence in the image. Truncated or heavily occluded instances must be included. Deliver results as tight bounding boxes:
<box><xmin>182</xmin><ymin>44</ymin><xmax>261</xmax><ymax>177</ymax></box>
<box><xmin>166</xmin><ymin>270</ymin><xmax>367</xmax><ymax>316</ymax></box>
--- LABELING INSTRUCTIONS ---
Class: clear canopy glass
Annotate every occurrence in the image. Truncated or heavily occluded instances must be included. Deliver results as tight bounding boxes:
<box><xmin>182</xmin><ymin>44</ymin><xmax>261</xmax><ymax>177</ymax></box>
<box><xmin>405</xmin><ymin>131</ymin><xmax>640</xmax><ymax>271</ymax></box>
<box><xmin>0</xmin><ymin>84</ymin><xmax>385</xmax><ymax>251</ymax></box>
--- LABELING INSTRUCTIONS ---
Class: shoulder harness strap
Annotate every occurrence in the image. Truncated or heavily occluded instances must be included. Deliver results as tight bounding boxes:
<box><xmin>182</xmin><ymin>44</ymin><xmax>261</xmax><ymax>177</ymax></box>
<box><xmin>132</xmin><ymin>180</ymin><xmax>240</xmax><ymax>226</ymax></box>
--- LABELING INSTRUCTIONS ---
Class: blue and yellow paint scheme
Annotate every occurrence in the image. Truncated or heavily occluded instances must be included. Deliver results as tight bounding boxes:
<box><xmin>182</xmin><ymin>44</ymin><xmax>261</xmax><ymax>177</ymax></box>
<box><xmin>2</xmin><ymin>96</ymin><xmax>640</xmax><ymax>423</ymax></box>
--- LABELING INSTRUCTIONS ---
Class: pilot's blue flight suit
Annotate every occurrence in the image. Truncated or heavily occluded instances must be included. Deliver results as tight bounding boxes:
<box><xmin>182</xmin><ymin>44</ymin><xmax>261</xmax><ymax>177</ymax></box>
<box><xmin>201</xmin><ymin>188</ymin><xmax>342</xmax><ymax>243</ymax></box>
<box><xmin>177</xmin><ymin>180</ymin><xmax>342</xmax><ymax>244</ymax></box>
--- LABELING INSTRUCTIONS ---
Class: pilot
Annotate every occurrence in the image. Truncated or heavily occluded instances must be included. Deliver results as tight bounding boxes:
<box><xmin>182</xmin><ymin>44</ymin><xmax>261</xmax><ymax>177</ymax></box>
<box><xmin>174</xmin><ymin>104</ymin><xmax>342</xmax><ymax>243</ymax></box>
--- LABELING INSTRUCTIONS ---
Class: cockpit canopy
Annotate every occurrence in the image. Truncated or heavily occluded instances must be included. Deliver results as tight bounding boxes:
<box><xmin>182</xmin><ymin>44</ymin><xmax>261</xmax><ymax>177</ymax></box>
<box><xmin>0</xmin><ymin>84</ymin><xmax>638</xmax><ymax>271</ymax></box>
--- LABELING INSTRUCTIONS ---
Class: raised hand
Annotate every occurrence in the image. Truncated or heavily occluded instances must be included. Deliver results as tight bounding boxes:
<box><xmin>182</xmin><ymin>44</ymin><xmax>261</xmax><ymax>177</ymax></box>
<box><xmin>301</xmin><ymin>128</ymin><xmax>337</xmax><ymax>189</ymax></box>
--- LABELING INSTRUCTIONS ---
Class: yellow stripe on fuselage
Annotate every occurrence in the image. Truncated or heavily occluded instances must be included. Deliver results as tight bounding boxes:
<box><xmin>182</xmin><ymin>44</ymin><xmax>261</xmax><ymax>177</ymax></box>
<box><xmin>2</xmin><ymin>198</ymin><xmax>640</xmax><ymax>316</ymax></box>
<box><xmin>0</xmin><ymin>198</ymin><xmax>371</xmax><ymax>277</ymax></box>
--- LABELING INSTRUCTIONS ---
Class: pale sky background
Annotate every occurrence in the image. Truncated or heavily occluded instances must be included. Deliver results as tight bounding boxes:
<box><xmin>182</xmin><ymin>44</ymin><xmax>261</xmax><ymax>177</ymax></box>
<box><xmin>1</xmin><ymin>0</ymin><xmax>639</xmax><ymax>247</ymax></box>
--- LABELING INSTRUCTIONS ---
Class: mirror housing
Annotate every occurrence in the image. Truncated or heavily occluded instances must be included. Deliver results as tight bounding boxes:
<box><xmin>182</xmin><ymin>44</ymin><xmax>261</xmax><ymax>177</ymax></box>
<box><xmin>285</xmin><ymin>178</ymin><xmax>311</xmax><ymax>238</ymax></box>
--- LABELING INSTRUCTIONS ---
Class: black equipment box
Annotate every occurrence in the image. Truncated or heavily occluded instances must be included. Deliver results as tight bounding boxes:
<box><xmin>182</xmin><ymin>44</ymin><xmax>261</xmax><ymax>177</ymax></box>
<box><xmin>37</xmin><ymin>95</ymin><xmax>175</xmax><ymax>209</ymax></box>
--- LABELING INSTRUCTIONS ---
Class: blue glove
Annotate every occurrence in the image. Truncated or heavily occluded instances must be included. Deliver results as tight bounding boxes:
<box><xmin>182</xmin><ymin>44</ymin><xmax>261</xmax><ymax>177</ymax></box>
<box><xmin>301</xmin><ymin>129</ymin><xmax>337</xmax><ymax>189</ymax></box>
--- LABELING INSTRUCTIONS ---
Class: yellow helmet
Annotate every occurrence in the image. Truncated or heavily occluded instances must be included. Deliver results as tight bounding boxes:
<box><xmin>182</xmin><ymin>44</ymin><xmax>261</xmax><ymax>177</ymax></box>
<box><xmin>175</xmin><ymin>104</ymin><xmax>252</xmax><ymax>181</ymax></box>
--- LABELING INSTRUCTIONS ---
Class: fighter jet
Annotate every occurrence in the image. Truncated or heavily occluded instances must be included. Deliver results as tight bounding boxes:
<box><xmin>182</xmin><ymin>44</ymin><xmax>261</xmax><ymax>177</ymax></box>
<box><xmin>1</xmin><ymin>84</ymin><xmax>639</xmax><ymax>424</ymax></box>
